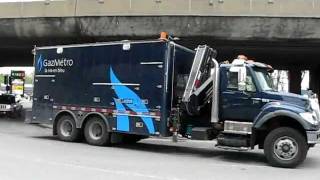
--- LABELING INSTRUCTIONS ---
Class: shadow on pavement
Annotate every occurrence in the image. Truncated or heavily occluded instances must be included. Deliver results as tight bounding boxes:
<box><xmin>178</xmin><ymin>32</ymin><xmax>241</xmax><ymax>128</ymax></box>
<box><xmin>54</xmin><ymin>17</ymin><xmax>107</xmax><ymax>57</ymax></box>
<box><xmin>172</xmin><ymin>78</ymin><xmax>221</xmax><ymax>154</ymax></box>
<box><xmin>0</xmin><ymin>115</ymin><xmax>24</xmax><ymax>122</ymax></box>
<box><xmin>115</xmin><ymin>142</ymin><xmax>267</xmax><ymax>164</ymax></box>
<box><xmin>32</xmin><ymin>135</ymin><xmax>58</xmax><ymax>141</ymax></box>
<box><xmin>31</xmin><ymin>135</ymin><xmax>267</xmax><ymax>166</ymax></box>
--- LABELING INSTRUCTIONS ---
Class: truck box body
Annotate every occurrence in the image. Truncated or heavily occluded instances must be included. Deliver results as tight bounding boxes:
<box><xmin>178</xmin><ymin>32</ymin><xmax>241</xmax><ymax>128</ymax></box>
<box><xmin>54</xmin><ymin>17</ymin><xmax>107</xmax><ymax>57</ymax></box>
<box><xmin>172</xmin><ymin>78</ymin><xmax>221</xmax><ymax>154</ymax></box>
<box><xmin>31</xmin><ymin>40</ymin><xmax>194</xmax><ymax>137</ymax></box>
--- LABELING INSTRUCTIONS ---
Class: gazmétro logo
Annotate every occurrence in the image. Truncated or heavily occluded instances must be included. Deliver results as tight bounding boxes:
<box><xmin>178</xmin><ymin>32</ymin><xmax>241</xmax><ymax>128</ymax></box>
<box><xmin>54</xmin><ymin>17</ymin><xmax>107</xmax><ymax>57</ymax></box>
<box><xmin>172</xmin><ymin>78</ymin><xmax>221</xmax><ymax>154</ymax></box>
<box><xmin>36</xmin><ymin>54</ymin><xmax>43</xmax><ymax>73</ymax></box>
<box><xmin>36</xmin><ymin>54</ymin><xmax>74</xmax><ymax>73</ymax></box>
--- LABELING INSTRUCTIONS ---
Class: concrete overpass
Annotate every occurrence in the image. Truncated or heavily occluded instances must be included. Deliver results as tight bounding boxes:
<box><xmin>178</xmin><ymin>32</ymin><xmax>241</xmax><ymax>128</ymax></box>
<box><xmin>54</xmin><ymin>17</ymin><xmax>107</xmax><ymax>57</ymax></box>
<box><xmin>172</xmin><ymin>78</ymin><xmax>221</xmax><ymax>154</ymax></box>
<box><xmin>0</xmin><ymin>0</ymin><xmax>320</xmax><ymax>94</ymax></box>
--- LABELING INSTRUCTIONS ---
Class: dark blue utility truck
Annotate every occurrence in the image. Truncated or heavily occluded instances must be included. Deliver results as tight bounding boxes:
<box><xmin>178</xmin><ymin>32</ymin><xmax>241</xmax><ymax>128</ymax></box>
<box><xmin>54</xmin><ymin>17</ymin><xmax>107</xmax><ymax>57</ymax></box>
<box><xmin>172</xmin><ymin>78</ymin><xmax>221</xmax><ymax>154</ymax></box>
<box><xmin>29</xmin><ymin>38</ymin><xmax>320</xmax><ymax>168</ymax></box>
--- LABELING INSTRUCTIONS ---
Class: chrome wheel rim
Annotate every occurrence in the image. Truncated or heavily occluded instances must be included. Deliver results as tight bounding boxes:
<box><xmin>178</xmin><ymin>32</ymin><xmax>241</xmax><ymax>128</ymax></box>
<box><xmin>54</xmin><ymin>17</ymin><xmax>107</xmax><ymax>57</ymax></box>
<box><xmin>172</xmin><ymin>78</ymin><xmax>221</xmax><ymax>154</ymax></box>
<box><xmin>273</xmin><ymin>136</ymin><xmax>298</xmax><ymax>161</ymax></box>
<box><xmin>60</xmin><ymin>120</ymin><xmax>73</xmax><ymax>137</ymax></box>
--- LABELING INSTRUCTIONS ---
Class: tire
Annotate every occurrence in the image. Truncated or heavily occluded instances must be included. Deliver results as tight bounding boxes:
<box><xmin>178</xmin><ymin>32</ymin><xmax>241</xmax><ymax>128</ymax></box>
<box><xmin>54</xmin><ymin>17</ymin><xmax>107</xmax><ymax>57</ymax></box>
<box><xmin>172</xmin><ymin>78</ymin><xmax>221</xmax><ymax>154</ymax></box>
<box><xmin>264</xmin><ymin>127</ymin><xmax>308</xmax><ymax>168</ymax></box>
<box><xmin>56</xmin><ymin>115</ymin><xmax>81</xmax><ymax>142</ymax></box>
<box><xmin>84</xmin><ymin>117</ymin><xmax>110</xmax><ymax>146</ymax></box>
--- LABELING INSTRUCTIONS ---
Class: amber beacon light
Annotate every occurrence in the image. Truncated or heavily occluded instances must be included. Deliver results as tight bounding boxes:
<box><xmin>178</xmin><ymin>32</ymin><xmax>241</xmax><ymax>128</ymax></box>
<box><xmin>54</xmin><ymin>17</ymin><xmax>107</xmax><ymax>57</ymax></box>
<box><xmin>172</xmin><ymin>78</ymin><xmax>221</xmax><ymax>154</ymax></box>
<box><xmin>159</xmin><ymin>32</ymin><xmax>168</xmax><ymax>40</ymax></box>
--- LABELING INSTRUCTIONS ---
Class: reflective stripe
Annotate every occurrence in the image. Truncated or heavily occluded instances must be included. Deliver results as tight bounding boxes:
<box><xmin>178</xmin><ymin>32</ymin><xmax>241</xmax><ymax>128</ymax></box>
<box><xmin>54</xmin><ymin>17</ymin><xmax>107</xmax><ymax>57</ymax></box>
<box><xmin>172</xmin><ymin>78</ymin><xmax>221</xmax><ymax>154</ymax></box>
<box><xmin>53</xmin><ymin>105</ymin><xmax>159</xmax><ymax>117</ymax></box>
<box><xmin>92</xmin><ymin>83</ymin><xmax>140</xmax><ymax>86</ymax></box>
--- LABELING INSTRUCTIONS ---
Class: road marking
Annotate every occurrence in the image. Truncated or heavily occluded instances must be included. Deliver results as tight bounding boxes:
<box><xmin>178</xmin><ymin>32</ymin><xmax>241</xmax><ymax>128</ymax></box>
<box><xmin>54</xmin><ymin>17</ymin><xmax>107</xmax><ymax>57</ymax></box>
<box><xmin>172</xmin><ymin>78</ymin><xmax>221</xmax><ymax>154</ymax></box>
<box><xmin>0</xmin><ymin>152</ymin><xmax>185</xmax><ymax>180</ymax></box>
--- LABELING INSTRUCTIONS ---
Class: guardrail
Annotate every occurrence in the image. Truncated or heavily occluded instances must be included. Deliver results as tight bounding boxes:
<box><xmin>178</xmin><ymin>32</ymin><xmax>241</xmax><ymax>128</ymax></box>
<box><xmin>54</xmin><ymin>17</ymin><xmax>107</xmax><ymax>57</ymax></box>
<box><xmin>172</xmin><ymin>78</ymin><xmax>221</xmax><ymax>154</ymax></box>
<box><xmin>0</xmin><ymin>0</ymin><xmax>319</xmax><ymax>18</ymax></box>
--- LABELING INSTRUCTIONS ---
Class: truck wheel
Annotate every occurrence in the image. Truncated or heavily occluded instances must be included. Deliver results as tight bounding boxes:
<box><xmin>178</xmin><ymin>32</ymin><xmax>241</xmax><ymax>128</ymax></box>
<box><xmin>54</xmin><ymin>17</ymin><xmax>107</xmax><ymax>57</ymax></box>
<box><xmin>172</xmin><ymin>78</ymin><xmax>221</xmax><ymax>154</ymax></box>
<box><xmin>57</xmin><ymin>115</ymin><xmax>81</xmax><ymax>142</ymax></box>
<box><xmin>84</xmin><ymin>117</ymin><xmax>110</xmax><ymax>146</ymax></box>
<box><xmin>264</xmin><ymin>127</ymin><xmax>307</xmax><ymax>168</ymax></box>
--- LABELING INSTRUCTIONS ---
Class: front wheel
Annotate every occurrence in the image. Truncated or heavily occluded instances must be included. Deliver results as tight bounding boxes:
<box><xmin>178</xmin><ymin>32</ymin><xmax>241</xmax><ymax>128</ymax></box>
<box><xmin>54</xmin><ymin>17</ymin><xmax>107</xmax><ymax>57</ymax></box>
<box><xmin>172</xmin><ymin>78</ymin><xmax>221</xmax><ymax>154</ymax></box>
<box><xmin>264</xmin><ymin>127</ymin><xmax>308</xmax><ymax>168</ymax></box>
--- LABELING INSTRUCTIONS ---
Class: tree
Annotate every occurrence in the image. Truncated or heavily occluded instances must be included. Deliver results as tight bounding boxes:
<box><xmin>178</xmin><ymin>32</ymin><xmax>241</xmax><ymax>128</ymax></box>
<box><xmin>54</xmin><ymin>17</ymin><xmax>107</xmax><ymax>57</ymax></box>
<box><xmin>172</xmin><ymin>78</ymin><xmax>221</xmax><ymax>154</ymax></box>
<box><xmin>24</xmin><ymin>73</ymin><xmax>34</xmax><ymax>84</ymax></box>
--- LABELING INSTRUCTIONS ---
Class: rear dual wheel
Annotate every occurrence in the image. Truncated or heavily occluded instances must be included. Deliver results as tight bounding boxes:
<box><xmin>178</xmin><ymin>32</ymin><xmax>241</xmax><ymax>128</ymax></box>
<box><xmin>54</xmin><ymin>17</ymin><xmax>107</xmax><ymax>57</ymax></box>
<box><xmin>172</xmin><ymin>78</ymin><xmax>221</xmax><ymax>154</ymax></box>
<box><xmin>84</xmin><ymin>117</ymin><xmax>110</xmax><ymax>146</ymax></box>
<box><xmin>57</xmin><ymin>115</ymin><xmax>143</xmax><ymax>146</ymax></box>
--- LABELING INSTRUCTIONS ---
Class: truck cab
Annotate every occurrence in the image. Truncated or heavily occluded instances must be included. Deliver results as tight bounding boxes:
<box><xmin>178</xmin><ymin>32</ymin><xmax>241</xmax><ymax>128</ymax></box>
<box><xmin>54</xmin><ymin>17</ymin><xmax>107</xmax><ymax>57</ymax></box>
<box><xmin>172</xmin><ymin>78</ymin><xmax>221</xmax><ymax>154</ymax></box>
<box><xmin>181</xmin><ymin>46</ymin><xmax>320</xmax><ymax>168</ymax></box>
<box><xmin>219</xmin><ymin>60</ymin><xmax>319</xmax><ymax>126</ymax></box>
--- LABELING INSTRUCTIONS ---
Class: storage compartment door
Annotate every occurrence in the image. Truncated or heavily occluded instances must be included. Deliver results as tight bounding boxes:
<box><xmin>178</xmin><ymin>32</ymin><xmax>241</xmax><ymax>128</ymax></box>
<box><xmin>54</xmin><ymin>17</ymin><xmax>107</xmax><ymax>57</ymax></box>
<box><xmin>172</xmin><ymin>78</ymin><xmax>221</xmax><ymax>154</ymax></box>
<box><xmin>31</xmin><ymin>75</ymin><xmax>55</xmax><ymax>124</ymax></box>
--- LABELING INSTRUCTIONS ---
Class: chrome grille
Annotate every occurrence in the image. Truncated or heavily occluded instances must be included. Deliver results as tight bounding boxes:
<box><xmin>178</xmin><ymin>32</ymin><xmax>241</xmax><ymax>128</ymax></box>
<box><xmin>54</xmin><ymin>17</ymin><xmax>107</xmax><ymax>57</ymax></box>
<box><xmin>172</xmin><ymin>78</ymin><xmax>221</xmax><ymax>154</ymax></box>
<box><xmin>0</xmin><ymin>104</ymin><xmax>10</xmax><ymax>111</ymax></box>
<box><xmin>0</xmin><ymin>104</ymin><xmax>7</xmax><ymax>109</ymax></box>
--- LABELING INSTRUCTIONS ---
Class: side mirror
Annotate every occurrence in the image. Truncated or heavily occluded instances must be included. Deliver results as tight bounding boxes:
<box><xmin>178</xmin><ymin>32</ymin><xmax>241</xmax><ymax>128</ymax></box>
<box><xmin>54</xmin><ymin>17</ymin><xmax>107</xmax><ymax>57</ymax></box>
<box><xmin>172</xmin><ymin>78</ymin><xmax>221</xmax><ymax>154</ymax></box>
<box><xmin>238</xmin><ymin>67</ymin><xmax>247</xmax><ymax>91</ymax></box>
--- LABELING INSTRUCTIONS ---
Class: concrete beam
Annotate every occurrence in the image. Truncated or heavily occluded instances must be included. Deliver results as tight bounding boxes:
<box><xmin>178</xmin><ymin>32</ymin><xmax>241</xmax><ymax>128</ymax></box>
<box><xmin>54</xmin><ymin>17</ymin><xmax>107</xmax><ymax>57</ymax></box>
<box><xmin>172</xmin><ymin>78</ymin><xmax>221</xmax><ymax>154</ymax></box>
<box><xmin>0</xmin><ymin>16</ymin><xmax>319</xmax><ymax>68</ymax></box>
<box><xmin>1</xmin><ymin>16</ymin><xmax>320</xmax><ymax>41</ymax></box>
<box><xmin>0</xmin><ymin>0</ymin><xmax>77</xmax><ymax>18</ymax></box>
<box><xmin>0</xmin><ymin>0</ymin><xmax>320</xmax><ymax>18</ymax></box>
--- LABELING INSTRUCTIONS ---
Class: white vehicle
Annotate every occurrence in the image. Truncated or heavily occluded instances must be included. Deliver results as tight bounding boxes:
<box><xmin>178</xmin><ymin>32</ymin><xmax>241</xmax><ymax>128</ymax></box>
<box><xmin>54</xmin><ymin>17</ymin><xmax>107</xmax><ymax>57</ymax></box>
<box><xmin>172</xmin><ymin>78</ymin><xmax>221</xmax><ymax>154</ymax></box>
<box><xmin>0</xmin><ymin>94</ymin><xmax>23</xmax><ymax>118</ymax></box>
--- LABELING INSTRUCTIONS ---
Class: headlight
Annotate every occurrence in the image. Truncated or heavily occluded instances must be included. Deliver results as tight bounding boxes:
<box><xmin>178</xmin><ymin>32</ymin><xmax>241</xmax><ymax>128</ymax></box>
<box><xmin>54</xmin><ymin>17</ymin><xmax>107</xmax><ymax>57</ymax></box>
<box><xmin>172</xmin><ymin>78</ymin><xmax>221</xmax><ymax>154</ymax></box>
<box><xmin>300</xmin><ymin>112</ymin><xmax>319</xmax><ymax>125</ymax></box>
<box><xmin>310</xmin><ymin>99</ymin><xmax>320</xmax><ymax>111</ymax></box>
<box><xmin>309</xmin><ymin>97</ymin><xmax>320</xmax><ymax>121</ymax></box>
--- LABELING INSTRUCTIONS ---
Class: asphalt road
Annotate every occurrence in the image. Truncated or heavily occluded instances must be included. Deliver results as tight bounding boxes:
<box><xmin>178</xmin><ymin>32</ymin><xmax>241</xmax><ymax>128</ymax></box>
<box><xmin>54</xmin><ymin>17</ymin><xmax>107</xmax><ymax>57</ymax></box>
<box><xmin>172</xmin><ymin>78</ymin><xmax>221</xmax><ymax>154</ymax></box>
<box><xmin>0</xmin><ymin>114</ymin><xmax>320</xmax><ymax>180</ymax></box>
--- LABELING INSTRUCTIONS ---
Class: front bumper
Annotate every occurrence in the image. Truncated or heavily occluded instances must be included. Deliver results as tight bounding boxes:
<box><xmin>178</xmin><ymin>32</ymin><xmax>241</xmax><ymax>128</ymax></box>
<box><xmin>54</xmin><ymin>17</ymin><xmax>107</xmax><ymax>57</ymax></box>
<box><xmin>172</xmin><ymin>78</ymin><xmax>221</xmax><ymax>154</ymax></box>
<box><xmin>0</xmin><ymin>108</ymin><xmax>13</xmax><ymax>112</ymax></box>
<box><xmin>306</xmin><ymin>130</ymin><xmax>320</xmax><ymax>144</ymax></box>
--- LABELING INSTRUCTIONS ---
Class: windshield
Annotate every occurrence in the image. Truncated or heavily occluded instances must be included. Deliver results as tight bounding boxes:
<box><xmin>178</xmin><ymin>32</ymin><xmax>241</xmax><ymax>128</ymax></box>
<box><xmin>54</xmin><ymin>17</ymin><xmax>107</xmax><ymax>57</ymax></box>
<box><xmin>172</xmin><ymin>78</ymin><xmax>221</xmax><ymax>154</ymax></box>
<box><xmin>252</xmin><ymin>68</ymin><xmax>275</xmax><ymax>91</ymax></box>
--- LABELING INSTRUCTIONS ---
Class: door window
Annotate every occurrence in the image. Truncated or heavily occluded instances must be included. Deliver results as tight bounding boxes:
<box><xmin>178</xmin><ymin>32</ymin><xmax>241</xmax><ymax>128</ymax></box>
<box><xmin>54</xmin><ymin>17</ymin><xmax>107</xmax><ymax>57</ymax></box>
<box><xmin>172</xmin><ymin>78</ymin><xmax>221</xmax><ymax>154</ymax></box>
<box><xmin>246</xmin><ymin>76</ymin><xmax>256</xmax><ymax>92</ymax></box>
<box><xmin>226</xmin><ymin>71</ymin><xmax>256</xmax><ymax>92</ymax></box>
<box><xmin>226</xmin><ymin>72</ymin><xmax>239</xmax><ymax>90</ymax></box>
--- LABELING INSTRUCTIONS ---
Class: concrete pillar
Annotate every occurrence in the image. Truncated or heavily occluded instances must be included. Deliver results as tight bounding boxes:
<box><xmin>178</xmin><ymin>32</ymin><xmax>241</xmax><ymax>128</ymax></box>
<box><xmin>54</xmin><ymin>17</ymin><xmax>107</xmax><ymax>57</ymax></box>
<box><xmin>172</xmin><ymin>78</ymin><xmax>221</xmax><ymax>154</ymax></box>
<box><xmin>310</xmin><ymin>66</ymin><xmax>320</xmax><ymax>98</ymax></box>
<box><xmin>288</xmin><ymin>68</ymin><xmax>302</xmax><ymax>94</ymax></box>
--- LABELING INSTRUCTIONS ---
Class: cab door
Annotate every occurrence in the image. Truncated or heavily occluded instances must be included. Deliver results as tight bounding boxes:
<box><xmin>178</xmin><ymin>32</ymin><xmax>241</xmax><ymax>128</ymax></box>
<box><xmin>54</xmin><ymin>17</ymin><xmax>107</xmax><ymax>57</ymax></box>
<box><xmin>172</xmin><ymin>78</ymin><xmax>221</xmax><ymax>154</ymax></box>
<box><xmin>220</xmin><ymin>68</ymin><xmax>262</xmax><ymax>121</ymax></box>
<box><xmin>31</xmin><ymin>75</ymin><xmax>55</xmax><ymax>123</ymax></box>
